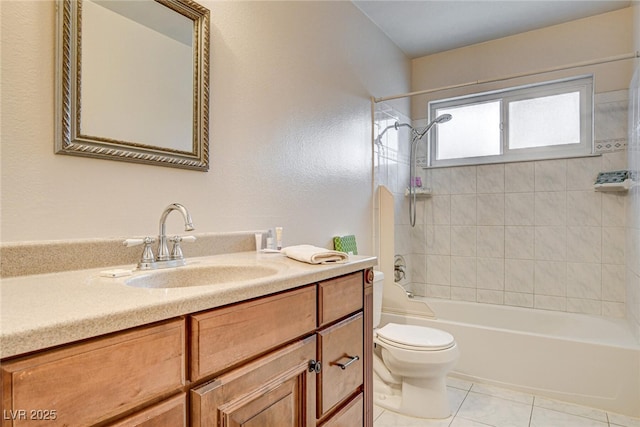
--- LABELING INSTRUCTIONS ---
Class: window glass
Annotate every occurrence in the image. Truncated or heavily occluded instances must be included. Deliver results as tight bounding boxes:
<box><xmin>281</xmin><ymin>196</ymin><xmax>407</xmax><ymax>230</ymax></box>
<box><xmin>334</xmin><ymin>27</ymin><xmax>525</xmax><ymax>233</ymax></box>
<box><xmin>508</xmin><ymin>92</ymin><xmax>581</xmax><ymax>149</ymax></box>
<box><xmin>436</xmin><ymin>101</ymin><xmax>501</xmax><ymax>160</ymax></box>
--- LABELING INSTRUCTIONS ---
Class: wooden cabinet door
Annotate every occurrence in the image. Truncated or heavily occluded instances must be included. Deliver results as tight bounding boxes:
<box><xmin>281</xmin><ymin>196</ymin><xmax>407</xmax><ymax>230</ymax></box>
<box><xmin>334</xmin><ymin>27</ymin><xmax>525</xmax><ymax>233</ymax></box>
<box><xmin>191</xmin><ymin>336</ymin><xmax>316</xmax><ymax>427</ymax></box>
<box><xmin>1</xmin><ymin>319</ymin><xmax>185</xmax><ymax>427</ymax></box>
<box><xmin>107</xmin><ymin>393</ymin><xmax>186</xmax><ymax>427</ymax></box>
<box><xmin>319</xmin><ymin>393</ymin><xmax>363</xmax><ymax>427</ymax></box>
<box><xmin>317</xmin><ymin>313</ymin><xmax>363</xmax><ymax>418</ymax></box>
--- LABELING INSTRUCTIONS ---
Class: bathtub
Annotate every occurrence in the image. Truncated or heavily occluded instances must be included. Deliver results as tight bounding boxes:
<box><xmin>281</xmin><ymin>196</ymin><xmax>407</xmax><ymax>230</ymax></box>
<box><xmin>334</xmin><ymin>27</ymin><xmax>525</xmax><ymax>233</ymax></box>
<box><xmin>380</xmin><ymin>297</ymin><xmax>640</xmax><ymax>417</ymax></box>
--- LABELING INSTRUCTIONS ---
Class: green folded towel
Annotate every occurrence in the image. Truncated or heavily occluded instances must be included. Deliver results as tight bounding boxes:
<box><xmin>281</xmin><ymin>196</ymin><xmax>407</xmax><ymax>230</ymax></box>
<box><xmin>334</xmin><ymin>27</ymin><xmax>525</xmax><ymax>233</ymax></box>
<box><xmin>333</xmin><ymin>235</ymin><xmax>358</xmax><ymax>255</ymax></box>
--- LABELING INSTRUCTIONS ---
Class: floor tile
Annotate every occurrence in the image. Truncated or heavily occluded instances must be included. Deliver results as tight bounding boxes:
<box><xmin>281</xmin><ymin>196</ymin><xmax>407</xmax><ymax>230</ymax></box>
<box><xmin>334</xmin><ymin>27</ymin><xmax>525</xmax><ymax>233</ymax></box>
<box><xmin>534</xmin><ymin>396</ymin><xmax>608</xmax><ymax>422</ymax></box>
<box><xmin>450</xmin><ymin>418</ymin><xmax>495</xmax><ymax>427</ymax></box>
<box><xmin>456</xmin><ymin>392</ymin><xmax>532</xmax><ymax>427</ymax></box>
<box><xmin>609</xmin><ymin>412</ymin><xmax>640</xmax><ymax>427</ymax></box>
<box><xmin>374</xmin><ymin>409</ymin><xmax>452</xmax><ymax>427</ymax></box>
<box><xmin>448</xmin><ymin>387</ymin><xmax>469</xmax><ymax>414</ymax></box>
<box><xmin>530</xmin><ymin>407</ymin><xmax>608</xmax><ymax>427</ymax></box>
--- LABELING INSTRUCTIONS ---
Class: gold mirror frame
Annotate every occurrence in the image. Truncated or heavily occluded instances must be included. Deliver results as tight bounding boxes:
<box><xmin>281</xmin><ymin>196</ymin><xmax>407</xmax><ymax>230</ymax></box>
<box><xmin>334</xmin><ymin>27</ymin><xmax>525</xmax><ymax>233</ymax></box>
<box><xmin>55</xmin><ymin>0</ymin><xmax>210</xmax><ymax>171</ymax></box>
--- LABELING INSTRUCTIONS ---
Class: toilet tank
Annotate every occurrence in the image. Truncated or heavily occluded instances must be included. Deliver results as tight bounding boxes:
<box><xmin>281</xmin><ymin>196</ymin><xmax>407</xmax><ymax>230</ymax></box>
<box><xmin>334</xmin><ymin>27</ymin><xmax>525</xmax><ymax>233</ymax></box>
<box><xmin>373</xmin><ymin>271</ymin><xmax>384</xmax><ymax>328</ymax></box>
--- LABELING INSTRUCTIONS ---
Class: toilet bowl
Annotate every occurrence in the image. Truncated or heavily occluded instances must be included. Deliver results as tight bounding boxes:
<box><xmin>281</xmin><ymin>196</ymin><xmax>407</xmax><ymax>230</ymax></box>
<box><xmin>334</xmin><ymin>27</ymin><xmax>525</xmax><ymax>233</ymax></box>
<box><xmin>372</xmin><ymin>271</ymin><xmax>460</xmax><ymax>419</ymax></box>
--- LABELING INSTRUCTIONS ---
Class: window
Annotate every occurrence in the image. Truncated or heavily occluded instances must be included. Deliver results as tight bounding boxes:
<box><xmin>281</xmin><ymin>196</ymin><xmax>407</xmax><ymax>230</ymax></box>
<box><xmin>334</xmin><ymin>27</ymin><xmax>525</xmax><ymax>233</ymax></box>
<box><xmin>429</xmin><ymin>76</ymin><xmax>593</xmax><ymax>166</ymax></box>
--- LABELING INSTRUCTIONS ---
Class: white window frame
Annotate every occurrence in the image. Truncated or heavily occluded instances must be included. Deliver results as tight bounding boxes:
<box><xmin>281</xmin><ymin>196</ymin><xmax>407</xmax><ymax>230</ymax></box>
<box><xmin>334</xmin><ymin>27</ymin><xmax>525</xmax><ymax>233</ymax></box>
<box><xmin>428</xmin><ymin>75</ymin><xmax>594</xmax><ymax>167</ymax></box>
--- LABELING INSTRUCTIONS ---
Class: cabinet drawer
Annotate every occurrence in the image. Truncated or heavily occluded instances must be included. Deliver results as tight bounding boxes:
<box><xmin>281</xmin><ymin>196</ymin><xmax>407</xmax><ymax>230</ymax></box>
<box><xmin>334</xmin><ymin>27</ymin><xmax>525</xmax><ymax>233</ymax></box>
<box><xmin>320</xmin><ymin>393</ymin><xmax>363</xmax><ymax>427</ymax></box>
<box><xmin>317</xmin><ymin>313</ymin><xmax>363</xmax><ymax>417</ymax></box>
<box><xmin>190</xmin><ymin>285</ymin><xmax>316</xmax><ymax>380</ymax></box>
<box><xmin>107</xmin><ymin>393</ymin><xmax>186</xmax><ymax>427</ymax></box>
<box><xmin>318</xmin><ymin>272</ymin><xmax>363</xmax><ymax>326</ymax></box>
<box><xmin>1</xmin><ymin>319</ymin><xmax>185</xmax><ymax>427</ymax></box>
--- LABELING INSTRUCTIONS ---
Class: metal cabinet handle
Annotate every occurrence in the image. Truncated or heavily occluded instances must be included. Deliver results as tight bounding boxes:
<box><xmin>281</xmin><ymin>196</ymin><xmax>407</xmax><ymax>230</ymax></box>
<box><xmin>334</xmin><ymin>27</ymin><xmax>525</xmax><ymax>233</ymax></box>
<box><xmin>336</xmin><ymin>355</ymin><xmax>359</xmax><ymax>370</ymax></box>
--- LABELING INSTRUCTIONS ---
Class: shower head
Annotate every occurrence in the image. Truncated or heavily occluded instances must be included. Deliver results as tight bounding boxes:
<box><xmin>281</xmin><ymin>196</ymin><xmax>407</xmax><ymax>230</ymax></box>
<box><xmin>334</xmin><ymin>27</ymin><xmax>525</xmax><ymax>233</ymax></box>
<box><xmin>435</xmin><ymin>114</ymin><xmax>452</xmax><ymax>124</ymax></box>
<box><xmin>413</xmin><ymin>114</ymin><xmax>453</xmax><ymax>139</ymax></box>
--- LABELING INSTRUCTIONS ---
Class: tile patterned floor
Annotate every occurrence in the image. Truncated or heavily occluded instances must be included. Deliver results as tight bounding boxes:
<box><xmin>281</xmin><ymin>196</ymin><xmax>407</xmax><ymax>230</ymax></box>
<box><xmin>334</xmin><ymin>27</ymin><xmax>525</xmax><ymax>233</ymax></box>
<box><xmin>373</xmin><ymin>377</ymin><xmax>640</xmax><ymax>427</ymax></box>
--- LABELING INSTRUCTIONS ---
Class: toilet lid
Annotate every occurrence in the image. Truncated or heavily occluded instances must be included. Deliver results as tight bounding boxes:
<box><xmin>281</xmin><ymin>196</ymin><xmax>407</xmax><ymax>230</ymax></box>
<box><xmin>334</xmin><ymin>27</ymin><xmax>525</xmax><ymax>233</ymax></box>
<box><xmin>376</xmin><ymin>323</ymin><xmax>455</xmax><ymax>351</ymax></box>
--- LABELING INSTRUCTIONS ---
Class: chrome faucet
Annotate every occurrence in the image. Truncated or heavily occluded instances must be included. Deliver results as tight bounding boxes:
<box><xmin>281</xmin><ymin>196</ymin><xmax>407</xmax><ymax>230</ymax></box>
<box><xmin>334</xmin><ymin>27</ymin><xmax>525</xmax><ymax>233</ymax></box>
<box><xmin>123</xmin><ymin>203</ymin><xmax>196</xmax><ymax>270</ymax></box>
<box><xmin>157</xmin><ymin>203</ymin><xmax>194</xmax><ymax>261</ymax></box>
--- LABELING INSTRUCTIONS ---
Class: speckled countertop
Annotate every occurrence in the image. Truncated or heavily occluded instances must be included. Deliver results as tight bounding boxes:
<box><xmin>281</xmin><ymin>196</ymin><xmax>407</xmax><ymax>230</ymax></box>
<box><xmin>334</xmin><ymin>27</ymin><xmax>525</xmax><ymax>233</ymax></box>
<box><xmin>0</xmin><ymin>251</ymin><xmax>376</xmax><ymax>359</ymax></box>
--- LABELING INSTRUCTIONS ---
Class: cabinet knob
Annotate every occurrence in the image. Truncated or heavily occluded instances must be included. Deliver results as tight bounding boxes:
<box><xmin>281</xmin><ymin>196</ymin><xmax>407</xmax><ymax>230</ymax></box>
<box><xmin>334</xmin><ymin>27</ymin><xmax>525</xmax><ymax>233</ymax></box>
<box><xmin>308</xmin><ymin>360</ymin><xmax>322</xmax><ymax>374</ymax></box>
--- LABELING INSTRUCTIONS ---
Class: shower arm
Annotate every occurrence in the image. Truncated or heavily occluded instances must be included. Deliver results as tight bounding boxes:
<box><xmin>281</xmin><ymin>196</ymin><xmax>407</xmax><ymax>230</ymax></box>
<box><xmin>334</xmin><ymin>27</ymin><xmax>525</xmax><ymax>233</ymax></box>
<box><xmin>408</xmin><ymin>114</ymin><xmax>452</xmax><ymax>227</ymax></box>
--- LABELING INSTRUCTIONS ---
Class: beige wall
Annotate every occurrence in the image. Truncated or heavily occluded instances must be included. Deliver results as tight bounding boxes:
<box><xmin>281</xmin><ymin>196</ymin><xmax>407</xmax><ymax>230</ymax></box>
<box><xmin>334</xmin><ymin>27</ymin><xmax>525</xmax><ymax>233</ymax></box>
<box><xmin>0</xmin><ymin>1</ymin><xmax>410</xmax><ymax>249</ymax></box>
<box><xmin>411</xmin><ymin>8</ymin><xmax>634</xmax><ymax>120</ymax></box>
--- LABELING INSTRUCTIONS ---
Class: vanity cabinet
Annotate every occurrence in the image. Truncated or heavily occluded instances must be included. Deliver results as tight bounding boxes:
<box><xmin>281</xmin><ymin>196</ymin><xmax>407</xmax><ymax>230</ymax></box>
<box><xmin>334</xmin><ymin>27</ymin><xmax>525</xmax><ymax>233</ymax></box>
<box><xmin>1</xmin><ymin>268</ymin><xmax>372</xmax><ymax>427</ymax></box>
<box><xmin>0</xmin><ymin>319</ymin><xmax>185</xmax><ymax>427</ymax></box>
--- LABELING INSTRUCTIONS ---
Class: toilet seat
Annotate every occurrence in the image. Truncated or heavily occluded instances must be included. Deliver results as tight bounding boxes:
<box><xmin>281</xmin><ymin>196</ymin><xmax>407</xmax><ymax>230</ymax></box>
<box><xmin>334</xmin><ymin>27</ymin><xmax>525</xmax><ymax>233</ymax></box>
<box><xmin>376</xmin><ymin>323</ymin><xmax>455</xmax><ymax>351</ymax></box>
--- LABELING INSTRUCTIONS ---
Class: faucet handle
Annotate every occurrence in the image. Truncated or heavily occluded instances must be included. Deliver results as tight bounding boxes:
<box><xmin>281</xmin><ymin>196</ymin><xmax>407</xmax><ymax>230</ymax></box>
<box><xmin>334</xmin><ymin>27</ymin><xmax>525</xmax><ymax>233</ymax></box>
<box><xmin>124</xmin><ymin>237</ymin><xmax>156</xmax><ymax>264</ymax></box>
<box><xmin>169</xmin><ymin>235</ymin><xmax>196</xmax><ymax>260</ymax></box>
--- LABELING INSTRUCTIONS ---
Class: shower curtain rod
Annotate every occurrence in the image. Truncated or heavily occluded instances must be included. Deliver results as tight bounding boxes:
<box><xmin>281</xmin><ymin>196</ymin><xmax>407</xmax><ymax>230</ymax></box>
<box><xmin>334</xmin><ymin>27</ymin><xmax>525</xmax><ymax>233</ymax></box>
<box><xmin>373</xmin><ymin>51</ymin><xmax>640</xmax><ymax>103</ymax></box>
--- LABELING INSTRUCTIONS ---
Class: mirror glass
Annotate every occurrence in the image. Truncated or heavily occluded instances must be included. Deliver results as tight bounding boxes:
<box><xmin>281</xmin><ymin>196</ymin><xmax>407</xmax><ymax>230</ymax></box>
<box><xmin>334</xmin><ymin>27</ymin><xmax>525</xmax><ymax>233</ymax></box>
<box><xmin>55</xmin><ymin>0</ymin><xmax>210</xmax><ymax>171</ymax></box>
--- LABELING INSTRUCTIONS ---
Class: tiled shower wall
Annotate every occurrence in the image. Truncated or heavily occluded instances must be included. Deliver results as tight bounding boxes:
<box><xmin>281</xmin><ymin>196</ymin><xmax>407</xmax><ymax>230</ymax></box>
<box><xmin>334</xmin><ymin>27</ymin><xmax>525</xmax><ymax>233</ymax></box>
<box><xmin>627</xmin><ymin>67</ymin><xmax>640</xmax><ymax>339</ymax></box>
<box><xmin>375</xmin><ymin>90</ymin><xmax>630</xmax><ymax>319</ymax></box>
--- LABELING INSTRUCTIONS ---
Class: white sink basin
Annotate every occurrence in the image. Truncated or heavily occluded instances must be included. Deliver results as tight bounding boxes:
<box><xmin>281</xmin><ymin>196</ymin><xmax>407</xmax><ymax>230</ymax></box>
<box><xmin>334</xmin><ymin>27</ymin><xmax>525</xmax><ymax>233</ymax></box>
<box><xmin>125</xmin><ymin>264</ymin><xmax>279</xmax><ymax>289</ymax></box>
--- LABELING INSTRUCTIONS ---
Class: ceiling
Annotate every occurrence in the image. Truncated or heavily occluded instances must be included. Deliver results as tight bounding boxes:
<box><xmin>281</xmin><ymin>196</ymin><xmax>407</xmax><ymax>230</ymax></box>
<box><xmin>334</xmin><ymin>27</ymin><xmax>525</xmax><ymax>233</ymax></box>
<box><xmin>353</xmin><ymin>0</ymin><xmax>632</xmax><ymax>59</ymax></box>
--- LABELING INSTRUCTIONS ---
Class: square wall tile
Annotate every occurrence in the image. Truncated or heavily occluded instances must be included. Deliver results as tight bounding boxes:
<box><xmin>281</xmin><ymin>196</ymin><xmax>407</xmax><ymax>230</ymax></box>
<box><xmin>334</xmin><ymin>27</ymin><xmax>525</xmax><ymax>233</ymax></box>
<box><xmin>427</xmin><ymin>168</ymin><xmax>452</xmax><ymax>195</ymax></box>
<box><xmin>566</xmin><ymin>262</ymin><xmax>601</xmax><ymax>300</ymax></box>
<box><xmin>451</xmin><ymin>256</ymin><xmax>477</xmax><ymax>288</ymax></box>
<box><xmin>451</xmin><ymin>195</ymin><xmax>477</xmax><ymax>225</ymax></box>
<box><xmin>505</xmin><ymin>259</ymin><xmax>534</xmax><ymax>293</ymax></box>
<box><xmin>535</xmin><ymin>159</ymin><xmax>567</xmax><ymax>191</ymax></box>
<box><xmin>477</xmin><ymin>258</ymin><xmax>504</xmax><ymax>290</ymax></box>
<box><xmin>535</xmin><ymin>226</ymin><xmax>567</xmax><ymax>261</ymax></box>
<box><xmin>601</xmin><ymin>193</ymin><xmax>626</xmax><ymax>227</ymax></box>
<box><xmin>477</xmin><ymin>164</ymin><xmax>505</xmax><ymax>193</ymax></box>
<box><xmin>567</xmin><ymin>298</ymin><xmax>601</xmax><ymax>315</ymax></box>
<box><xmin>602</xmin><ymin>263</ymin><xmax>625</xmax><ymax>302</ymax></box>
<box><xmin>535</xmin><ymin>192</ymin><xmax>566</xmax><ymax>226</ymax></box>
<box><xmin>566</xmin><ymin>156</ymin><xmax>601</xmax><ymax>191</ymax></box>
<box><xmin>602</xmin><ymin>226</ymin><xmax>625</xmax><ymax>264</ymax></box>
<box><xmin>425</xmin><ymin>225</ymin><xmax>451</xmax><ymax>255</ymax></box>
<box><xmin>505</xmin><ymin>292</ymin><xmax>534</xmax><ymax>308</ymax></box>
<box><xmin>534</xmin><ymin>295</ymin><xmax>566</xmax><ymax>311</ymax></box>
<box><xmin>505</xmin><ymin>162</ymin><xmax>535</xmax><ymax>192</ymax></box>
<box><xmin>477</xmin><ymin>289</ymin><xmax>504</xmax><ymax>304</ymax></box>
<box><xmin>451</xmin><ymin>286</ymin><xmax>477</xmax><ymax>302</ymax></box>
<box><xmin>428</xmin><ymin>284</ymin><xmax>451</xmax><ymax>299</ymax></box>
<box><xmin>566</xmin><ymin>226</ymin><xmax>601</xmax><ymax>263</ymax></box>
<box><xmin>505</xmin><ymin>193</ymin><xmax>534</xmax><ymax>226</ymax></box>
<box><xmin>451</xmin><ymin>226</ymin><xmax>477</xmax><ymax>256</ymax></box>
<box><xmin>566</xmin><ymin>191</ymin><xmax>601</xmax><ymax>226</ymax></box>
<box><xmin>450</xmin><ymin>166</ymin><xmax>477</xmax><ymax>194</ymax></box>
<box><xmin>477</xmin><ymin>194</ymin><xmax>505</xmax><ymax>225</ymax></box>
<box><xmin>427</xmin><ymin>255</ymin><xmax>451</xmax><ymax>285</ymax></box>
<box><xmin>426</xmin><ymin>195</ymin><xmax>451</xmax><ymax>225</ymax></box>
<box><xmin>534</xmin><ymin>260</ymin><xmax>567</xmax><ymax>296</ymax></box>
<box><xmin>477</xmin><ymin>226</ymin><xmax>505</xmax><ymax>258</ymax></box>
<box><xmin>505</xmin><ymin>226</ymin><xmax>534</xmax><ymax>259</ymax></box>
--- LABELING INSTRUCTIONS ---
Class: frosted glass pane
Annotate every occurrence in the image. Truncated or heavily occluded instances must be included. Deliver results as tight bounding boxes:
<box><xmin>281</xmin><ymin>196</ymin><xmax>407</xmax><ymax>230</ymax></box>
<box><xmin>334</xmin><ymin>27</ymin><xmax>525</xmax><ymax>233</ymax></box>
<box><xmin>509</xmin><ymin>92</ymin><xmax>580</xmax><ymax>149</ymax></box>
<box><xmin>436</xmin><ymin>102</ymin><xmax>501</xmax><ymax>160</ymax></box>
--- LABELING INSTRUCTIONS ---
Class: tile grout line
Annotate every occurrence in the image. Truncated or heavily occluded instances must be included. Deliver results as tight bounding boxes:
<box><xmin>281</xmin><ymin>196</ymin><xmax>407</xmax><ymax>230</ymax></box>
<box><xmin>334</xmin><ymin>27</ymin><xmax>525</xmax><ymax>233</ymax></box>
<box><xmin>528</xmin><ymin>395</ymin><xmax>536</xmax><ymax>427</ymax></box>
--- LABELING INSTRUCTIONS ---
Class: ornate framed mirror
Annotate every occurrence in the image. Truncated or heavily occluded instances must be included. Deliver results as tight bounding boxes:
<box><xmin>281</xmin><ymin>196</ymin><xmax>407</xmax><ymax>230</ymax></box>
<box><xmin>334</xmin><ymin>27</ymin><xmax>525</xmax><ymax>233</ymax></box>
<box><xmin>55</xmin><ymin>0</ymin><xmax>210</xmax><ymax>171</ymax></box>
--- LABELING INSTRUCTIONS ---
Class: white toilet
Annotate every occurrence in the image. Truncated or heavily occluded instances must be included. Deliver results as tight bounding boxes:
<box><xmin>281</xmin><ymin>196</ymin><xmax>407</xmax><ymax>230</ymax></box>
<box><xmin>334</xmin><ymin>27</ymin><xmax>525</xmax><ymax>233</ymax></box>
<box><xmin>372</xmin><ymin>271</ymin><xmax>460</xmax><ymax>419</ymax></box>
